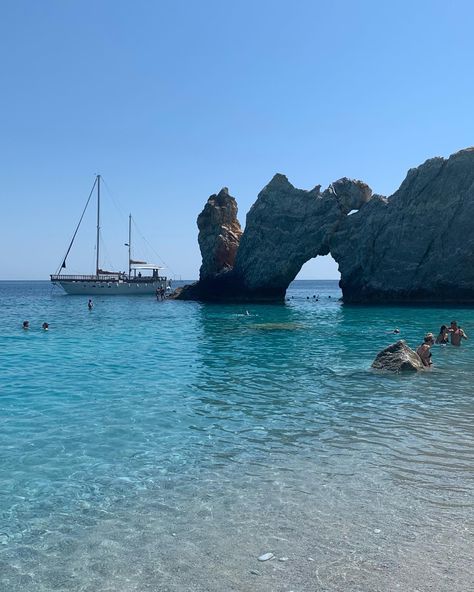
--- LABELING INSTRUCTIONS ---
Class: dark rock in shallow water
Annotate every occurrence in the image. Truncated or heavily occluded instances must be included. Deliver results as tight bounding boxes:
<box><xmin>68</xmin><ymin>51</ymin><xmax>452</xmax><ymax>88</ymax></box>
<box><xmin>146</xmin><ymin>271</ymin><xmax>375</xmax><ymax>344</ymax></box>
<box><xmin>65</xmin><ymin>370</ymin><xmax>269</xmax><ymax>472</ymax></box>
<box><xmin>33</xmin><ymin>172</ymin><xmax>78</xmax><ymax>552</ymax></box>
<box><xmin>371</xmin><ymin>340</ymin><xmax>424</xmax><ymax>372</ymax></box>
<box><xmin>177</xmin><ymin>147</ymin><xmax>474</xmax><ymax>303</ymax></box>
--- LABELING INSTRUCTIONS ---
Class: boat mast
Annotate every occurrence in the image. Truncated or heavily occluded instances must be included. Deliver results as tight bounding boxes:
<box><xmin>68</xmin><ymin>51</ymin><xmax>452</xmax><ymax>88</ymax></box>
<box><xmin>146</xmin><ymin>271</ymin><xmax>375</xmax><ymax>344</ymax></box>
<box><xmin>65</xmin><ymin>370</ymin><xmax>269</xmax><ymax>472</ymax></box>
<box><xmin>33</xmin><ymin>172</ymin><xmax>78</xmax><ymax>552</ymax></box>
<box><xmin>96</xmin><ymin>174</ymin><xmax>101</xmax><ymax>278</ymax></box>
<box><xmin>128</xmin><ymin>214</ymin><xmax>132</xmax><ymax>278</ymax></box>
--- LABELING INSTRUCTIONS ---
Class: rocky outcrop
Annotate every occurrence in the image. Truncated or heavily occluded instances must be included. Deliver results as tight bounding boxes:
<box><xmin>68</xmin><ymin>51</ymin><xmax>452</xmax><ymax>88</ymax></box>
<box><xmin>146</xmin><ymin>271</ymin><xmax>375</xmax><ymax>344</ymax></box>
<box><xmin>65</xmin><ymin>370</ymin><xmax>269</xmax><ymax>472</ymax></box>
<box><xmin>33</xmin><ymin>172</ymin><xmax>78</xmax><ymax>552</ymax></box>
<box><xmin>333</xmin><ymin>148</ymin><xmax>474</xmax><ymax>302</ymax></box>
<box><xmin>178</xmin><ymin>176</ymin><xmax>371</xmax><ymax>301</ymax></box>
<box><xmin>177</xmin><ymin>147</ymin><xmax>474</xmax><ymax>303</ymax></box>
<box><xmin>371</xmin><ymin>340</ymin><xmax>425</xmax><ymax>372</ymax></box>
<box><xmin>231</xmin><ymin>175</ymin><xmax>371</xmax><ymax>300</ymax></box>
<box><xmin>197</xmin><ymin>188</ymin><xmax>242</xmax><ymax>280</ymax></box>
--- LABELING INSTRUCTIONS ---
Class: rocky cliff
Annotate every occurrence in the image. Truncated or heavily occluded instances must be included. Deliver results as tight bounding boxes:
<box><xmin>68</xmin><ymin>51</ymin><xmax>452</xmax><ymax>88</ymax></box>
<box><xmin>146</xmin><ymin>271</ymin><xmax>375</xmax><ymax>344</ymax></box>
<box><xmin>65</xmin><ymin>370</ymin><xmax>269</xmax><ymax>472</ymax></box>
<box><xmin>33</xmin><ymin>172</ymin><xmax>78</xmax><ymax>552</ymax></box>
<box><xmin>333</xmin><ymin>148</ymin><xmax>474</xmax><ymax>302</ymax></box>
<box><xmin>177</xmin><ymin>147</ymin><xmax>474</xmax><ymax>303</ymax></box>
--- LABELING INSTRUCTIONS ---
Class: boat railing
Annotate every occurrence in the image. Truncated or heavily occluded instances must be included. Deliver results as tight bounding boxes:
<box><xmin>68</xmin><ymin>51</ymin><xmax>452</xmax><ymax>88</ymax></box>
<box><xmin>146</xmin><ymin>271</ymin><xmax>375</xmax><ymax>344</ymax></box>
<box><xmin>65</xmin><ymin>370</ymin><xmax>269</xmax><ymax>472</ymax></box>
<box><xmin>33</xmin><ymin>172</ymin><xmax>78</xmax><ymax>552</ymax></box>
<box><xmin>132</xmin><ymin>275</ymin><xmax>168</xmax><ymax>283</ymax></box>
<box><xmin>50</xmin><ymin>274</ymin><xmax>167</xmax><ymax>282</ymax></box>
<box><xmin>51</xmin><ymin>274</ymin><xmax>120</xmax><ymax>281</ymax></box>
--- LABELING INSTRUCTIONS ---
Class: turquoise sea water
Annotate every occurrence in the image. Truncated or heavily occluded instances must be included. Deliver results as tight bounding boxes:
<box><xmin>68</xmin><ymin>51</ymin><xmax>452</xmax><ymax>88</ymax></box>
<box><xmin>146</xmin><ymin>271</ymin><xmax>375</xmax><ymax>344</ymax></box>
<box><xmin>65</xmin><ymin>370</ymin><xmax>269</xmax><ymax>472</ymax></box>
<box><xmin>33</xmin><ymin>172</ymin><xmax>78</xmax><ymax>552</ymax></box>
<box><xmin>0</xmin><ymin>280</ymin><xmax>473</xmax><ymax>591</ymax></box>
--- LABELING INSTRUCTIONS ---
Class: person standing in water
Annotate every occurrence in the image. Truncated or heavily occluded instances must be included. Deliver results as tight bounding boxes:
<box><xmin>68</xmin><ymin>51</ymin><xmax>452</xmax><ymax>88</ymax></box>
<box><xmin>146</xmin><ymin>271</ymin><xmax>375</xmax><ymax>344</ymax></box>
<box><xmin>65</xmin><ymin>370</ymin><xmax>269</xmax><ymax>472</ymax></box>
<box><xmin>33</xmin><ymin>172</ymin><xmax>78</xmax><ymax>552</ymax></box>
<box><xmin>449</xmin><ymin>321</ymin><xmax>468</xmax><ymax>346</ymax></box>
<box><xmin>22</xmin><ymin>320</ymin><xmax>29</xmax><ymax>330</ymax></box>
<box><xmin>416</xmin><ymin>333</ymin><xmax>434</xmax><ymax>367</ymax></box>
<box><xmin>435</xmin><ymin>325</ymin><xmax>449</xmax><ymax>344</ymax></box>
<box><xmin>88</xmin><ymin>299</ymin><xmax>93</xmax><ymax>310</ymax></box>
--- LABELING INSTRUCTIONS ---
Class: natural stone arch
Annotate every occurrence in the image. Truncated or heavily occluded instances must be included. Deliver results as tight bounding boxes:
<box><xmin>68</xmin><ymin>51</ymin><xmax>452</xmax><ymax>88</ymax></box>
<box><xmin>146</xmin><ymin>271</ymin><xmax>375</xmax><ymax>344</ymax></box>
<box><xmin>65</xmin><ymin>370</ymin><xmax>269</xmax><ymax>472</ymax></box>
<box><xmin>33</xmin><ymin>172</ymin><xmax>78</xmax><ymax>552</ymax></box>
<box><xmin>176</xmin><ymin>148</ymin><xmax>474</xmax><ymax>303</ymax></box>
<box><xmin>178</xmin><ymin>174</ymin><xmax>372</xmax><ymax>301</ymax></box>
<box><xmin>232</xmin><ymin>174</ymin><xmax>372</xmax><ymax>299</ymax></box>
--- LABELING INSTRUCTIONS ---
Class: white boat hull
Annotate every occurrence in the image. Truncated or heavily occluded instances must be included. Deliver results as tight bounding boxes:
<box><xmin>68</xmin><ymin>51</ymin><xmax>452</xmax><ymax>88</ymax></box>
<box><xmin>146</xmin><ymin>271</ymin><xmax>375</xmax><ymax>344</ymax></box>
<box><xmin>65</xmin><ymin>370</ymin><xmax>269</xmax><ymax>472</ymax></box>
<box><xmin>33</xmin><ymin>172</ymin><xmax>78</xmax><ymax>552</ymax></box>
<box><xmin>52</xmin><ymin>279</ymin><xmax>165</xmax><ymax>295</ymax></box>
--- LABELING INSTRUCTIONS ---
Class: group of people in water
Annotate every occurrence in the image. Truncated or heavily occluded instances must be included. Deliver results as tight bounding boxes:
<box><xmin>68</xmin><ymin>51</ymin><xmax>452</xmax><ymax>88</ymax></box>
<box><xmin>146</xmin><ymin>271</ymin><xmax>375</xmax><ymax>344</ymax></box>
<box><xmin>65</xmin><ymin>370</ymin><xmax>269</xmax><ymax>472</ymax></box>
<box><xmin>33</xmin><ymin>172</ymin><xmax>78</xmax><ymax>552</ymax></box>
<box><xmin>22</xmin><ymin>321</ymin><xmax>49</xmax><ymax>331</ymax></box>
<box><xmin>155</xmin><ymin>287</ymin><xmax>166</xmax><ymax>301</ymax></box>
<box><xmin>285</xmin><ymin>294</ymin><xmax>332</xmax><ymax>301</ymax></box>
<box><xmin>22</xmin><ymin>300</ymin><xmax>94</xmax><ymax>330</ymax></box>
<box><xmin>21</xmin><ymin>296</ymin><xmax>469</xmax><ymax>371</ymax></box>
<box><xmin>23</xmin><ymin>292</ymin><xmax>166</xmax><ymax>330</ymax></box>
<box><xmin>416</xmin><ymin>320</ymin><xmax>468</xmax><ymax>367</ymax></box>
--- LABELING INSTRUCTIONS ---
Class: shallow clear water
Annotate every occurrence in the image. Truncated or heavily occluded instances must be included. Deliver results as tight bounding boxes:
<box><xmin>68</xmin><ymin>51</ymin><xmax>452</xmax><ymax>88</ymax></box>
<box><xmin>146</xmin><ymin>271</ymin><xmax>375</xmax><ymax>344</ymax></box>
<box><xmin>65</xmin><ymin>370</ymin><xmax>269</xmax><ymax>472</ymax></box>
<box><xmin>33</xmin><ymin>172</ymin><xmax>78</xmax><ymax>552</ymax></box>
<box><xmin>0</xmin><ymin>280</ymin><xmax>473</xmax><ymax>591</ymax></box>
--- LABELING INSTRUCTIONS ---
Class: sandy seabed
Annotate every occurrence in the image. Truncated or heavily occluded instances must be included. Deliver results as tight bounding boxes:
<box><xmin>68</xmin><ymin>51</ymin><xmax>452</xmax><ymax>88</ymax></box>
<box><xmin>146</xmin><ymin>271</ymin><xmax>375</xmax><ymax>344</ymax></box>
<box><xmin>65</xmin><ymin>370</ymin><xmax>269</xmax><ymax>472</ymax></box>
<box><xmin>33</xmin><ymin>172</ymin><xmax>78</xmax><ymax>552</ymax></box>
<box><xmin>4</xmin><ymin>455</ymin><xmax>471</xmax><ymax>592</ymax></box>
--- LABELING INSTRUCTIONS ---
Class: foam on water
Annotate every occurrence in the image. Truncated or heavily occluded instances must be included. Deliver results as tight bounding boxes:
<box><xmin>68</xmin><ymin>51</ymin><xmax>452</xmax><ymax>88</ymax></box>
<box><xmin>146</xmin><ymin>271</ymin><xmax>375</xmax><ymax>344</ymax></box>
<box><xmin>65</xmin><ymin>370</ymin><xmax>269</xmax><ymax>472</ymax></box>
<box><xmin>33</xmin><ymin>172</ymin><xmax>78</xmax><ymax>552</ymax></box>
<box><xmin>0</xmin><ymin>280</ymin><xmax>473</xmax><ymax>591</ymax></box>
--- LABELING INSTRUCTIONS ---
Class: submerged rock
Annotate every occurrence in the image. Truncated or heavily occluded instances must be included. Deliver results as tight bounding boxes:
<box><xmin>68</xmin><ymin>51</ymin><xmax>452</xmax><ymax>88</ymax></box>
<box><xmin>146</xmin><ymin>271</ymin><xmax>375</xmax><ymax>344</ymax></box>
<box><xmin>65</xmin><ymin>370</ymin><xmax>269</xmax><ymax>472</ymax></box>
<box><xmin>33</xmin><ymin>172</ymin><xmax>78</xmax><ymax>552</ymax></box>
<box><xmin>250</xmin><ymin>322</ymin><xmax>303</xmax><ymax>331</ymax></box>
<box><xmin>371</xmin><ymin>340</ymin><xmax>424</xmax><ymax>372</ymax></box>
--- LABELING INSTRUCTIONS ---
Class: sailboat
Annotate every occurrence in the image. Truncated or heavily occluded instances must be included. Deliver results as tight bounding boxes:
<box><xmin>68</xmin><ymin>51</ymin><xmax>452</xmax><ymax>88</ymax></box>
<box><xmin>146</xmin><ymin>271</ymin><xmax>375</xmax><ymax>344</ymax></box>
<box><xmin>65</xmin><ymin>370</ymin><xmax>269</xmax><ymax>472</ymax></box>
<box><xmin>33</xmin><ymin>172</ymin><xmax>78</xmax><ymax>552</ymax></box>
<box><xmin>51</xmin><ymin>175</ymin><xmax>169</xmax><ymax>295</ymax></box>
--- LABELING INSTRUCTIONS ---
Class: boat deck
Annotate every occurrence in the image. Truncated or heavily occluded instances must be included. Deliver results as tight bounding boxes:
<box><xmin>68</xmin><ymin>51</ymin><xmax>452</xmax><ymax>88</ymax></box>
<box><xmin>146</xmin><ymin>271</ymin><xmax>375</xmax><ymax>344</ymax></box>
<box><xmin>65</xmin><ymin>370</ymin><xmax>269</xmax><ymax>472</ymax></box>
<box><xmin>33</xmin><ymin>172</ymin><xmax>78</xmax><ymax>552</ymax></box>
<box><xmin>50</xmin><ymin>274</ymin><xmax>167</xmax><ymax>283</ymax></box>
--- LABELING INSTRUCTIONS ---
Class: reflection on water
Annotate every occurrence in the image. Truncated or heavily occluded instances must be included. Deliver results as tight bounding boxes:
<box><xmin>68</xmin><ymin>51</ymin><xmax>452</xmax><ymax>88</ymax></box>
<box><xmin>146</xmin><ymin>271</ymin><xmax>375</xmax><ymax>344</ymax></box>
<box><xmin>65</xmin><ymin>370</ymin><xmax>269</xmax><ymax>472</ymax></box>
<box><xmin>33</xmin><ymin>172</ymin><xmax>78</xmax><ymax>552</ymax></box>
<box><xmin>0</xmin><ymin>280</ymin><xmax>472</xmax><ymax>591</ymax></box>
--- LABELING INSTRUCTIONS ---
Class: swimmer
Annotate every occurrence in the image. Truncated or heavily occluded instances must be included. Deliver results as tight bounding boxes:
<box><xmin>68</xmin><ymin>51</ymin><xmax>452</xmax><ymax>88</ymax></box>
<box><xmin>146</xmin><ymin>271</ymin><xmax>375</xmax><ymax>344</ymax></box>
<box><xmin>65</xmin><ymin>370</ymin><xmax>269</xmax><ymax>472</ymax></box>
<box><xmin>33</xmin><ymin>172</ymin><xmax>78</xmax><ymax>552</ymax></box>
<box><xmin>88</xmin><ymin>299</ymin><xmax>93</xmax><ymax>310</ymax></box>
<box><xmin>386</xmin><ymin>328</ymin><xmax>400</xmax><ymax>334</ymax></box>
<box><xmin>42</xmin><ymin>322</ymin><xmax>49</xmax><ymax>331</ymax></box>
<box><xmin>22</xmin><ymin>320</ymin><xmax>29</xmax><ymax>330</ymax></box>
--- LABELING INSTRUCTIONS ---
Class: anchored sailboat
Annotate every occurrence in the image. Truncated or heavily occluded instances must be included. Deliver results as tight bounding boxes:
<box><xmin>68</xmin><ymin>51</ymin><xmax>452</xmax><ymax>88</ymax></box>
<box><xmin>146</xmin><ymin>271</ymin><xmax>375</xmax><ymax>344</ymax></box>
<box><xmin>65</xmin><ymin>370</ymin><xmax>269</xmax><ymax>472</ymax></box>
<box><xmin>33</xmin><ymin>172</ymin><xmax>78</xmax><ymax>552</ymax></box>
<box><xmin>51</xmin><ymin>175</ymin><xmax>169</xmax><ymax>295</ymax></box>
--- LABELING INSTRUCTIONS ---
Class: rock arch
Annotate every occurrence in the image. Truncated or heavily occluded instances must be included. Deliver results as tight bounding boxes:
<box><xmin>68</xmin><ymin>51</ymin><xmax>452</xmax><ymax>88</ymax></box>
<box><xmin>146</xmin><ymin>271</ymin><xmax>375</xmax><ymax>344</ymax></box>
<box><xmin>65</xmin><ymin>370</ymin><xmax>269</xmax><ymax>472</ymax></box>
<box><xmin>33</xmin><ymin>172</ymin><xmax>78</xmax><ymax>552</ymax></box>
<box><xmin>231</xmin><ymin>174</ymin><xmax>371</xmax><ymax>299</ymax></box>
<box><xmin>178</xmin><ymin>174</ymin><xmax>371</xmax><ymax>301</ymax></box>
<box><xmin>177</xmin><ymin>148</ymin><xmax>474</xmax><ymax>303</ymax></box>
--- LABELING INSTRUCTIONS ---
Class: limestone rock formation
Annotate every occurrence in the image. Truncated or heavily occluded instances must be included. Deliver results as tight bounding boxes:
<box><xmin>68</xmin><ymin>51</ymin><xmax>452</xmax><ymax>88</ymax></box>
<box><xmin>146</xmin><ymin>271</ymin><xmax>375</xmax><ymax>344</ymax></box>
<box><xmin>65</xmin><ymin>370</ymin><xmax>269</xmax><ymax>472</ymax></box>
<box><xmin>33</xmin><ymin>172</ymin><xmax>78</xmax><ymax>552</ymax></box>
<box><xmin>177</xmin><ymin>147</ymin><xmax>474</xmax><ymax>303</ymax></box>
<box><xmin>371</xmin><ymin>340</ymin><xmax>424</xmax><ymax>372</ymax></box>
<box><xmin>178</xmin><ymin>174</ymin><xmax>370</xmax><ymax>301</ymax></box>
<box><xmin>197</xmin><ymin>188</ymin><xmax>242</xmax><ymax>280</ymax></box>
<box><xmin>231</xmin><ymin>175</ymin><xmax>371</xmax><ymax>300</ymax></box>
<box><xmin>174</xmin><ymin>188</ymin><xmax>243</xmax><ymax>301</ymax></box>
<box><xmin>327</xmin><ymin>177</ymin><xmax>373</xmax><ymax>214</ymax></box>
<box><xmin>333</xmin><ymin>148</ymin><xmax>474</xmax><ymax>302</ymax></box>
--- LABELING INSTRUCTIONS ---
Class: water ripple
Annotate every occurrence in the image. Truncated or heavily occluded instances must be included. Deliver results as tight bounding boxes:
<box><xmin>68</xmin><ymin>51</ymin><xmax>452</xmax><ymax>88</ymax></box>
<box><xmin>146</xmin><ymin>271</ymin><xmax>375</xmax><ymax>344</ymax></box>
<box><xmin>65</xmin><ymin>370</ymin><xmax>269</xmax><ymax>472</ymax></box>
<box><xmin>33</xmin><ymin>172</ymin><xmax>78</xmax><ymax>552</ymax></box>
<box><xmin>0</xmin><ymin>281</ymin><xmax>473</xmax><ymax>590</ymax></box>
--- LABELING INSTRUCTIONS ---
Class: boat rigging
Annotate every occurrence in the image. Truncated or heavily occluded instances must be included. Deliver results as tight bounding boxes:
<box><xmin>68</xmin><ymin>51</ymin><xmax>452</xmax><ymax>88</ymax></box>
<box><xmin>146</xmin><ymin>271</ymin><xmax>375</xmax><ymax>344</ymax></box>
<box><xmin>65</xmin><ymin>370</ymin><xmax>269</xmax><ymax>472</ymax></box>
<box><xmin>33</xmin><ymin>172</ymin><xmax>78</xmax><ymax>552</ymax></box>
<box><xmin>51</xmin><ymin>174</ymin><xmax>170</xmax><ymax>295</ymax></box>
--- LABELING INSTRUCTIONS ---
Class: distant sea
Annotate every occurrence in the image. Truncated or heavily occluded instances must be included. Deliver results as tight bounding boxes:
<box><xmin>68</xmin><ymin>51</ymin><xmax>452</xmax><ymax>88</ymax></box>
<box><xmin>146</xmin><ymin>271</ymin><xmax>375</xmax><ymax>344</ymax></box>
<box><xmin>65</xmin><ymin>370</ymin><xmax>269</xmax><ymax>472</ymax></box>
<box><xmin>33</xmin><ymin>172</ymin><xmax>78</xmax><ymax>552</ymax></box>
<box><xmin>0</xmin><ymin>280</ymin><xmax>472</xmax><ymax>591</ymax></box>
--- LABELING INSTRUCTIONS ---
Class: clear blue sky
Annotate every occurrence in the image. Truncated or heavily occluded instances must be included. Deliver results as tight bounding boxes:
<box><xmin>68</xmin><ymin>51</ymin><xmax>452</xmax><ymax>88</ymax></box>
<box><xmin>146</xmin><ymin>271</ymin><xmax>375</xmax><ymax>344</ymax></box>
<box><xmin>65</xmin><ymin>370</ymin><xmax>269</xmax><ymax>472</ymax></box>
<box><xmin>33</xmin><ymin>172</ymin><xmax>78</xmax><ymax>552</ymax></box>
<box><xmin>1</xmin><ymin>0</ymin><xmax>474</xmax><ymax>280</ymax></box>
